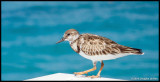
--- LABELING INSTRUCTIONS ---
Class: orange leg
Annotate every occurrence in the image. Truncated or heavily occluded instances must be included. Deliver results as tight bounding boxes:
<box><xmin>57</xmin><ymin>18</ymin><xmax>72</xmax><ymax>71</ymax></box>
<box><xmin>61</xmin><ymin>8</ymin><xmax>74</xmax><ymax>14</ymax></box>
<box><xmin>74</xmin><ymin>61</ymin><xmax>97</xmax><ymax>75</ymax></box>
<box><xmin>87</xmin><ymin>61</ymin><xmax>104</xmax><ymax>78</ymax></box>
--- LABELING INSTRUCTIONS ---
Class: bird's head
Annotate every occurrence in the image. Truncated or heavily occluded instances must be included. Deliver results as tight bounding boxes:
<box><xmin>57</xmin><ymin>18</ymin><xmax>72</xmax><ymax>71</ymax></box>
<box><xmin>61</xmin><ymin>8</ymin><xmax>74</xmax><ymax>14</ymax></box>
<box><xmin>56</xmin><ymin>29</ymin><xmax>80</xmax><ymax>44</ymax></box>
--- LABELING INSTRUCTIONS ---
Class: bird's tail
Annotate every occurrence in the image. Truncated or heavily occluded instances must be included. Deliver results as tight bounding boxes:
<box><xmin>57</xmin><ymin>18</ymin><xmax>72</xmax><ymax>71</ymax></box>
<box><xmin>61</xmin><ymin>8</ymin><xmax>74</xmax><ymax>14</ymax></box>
<box><xmin>130</xmin><ymin>48</ymin><xmax>144</xmax><ymax>55</ymax></box>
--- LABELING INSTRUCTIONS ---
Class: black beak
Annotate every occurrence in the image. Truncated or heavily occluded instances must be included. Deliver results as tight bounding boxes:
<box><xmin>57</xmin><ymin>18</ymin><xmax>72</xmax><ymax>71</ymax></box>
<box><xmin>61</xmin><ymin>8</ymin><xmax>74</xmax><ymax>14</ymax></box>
<box><xmin>56</xmin><ymin>38</ymin><xmax>65</xmax><ymax>44</ymax></box>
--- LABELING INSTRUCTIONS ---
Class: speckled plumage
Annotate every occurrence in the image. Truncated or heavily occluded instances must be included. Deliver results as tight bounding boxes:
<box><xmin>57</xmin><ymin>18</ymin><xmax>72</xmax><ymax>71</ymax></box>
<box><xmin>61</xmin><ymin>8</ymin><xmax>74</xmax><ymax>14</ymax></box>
<box><xmin>56</xmin><ymin>29</ymin><xmax>144</xmax><ymax>78</ymax></box>
<box><xmin>72</xmin><ymin>33</ymin><xmax>142</xmax><ymax>54</ymax></box>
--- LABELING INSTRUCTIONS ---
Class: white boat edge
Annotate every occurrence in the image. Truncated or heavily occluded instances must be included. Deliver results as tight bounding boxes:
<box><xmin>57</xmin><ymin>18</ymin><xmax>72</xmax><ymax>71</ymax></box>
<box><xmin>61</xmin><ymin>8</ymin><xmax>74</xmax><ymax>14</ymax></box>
<box><xmin>25</xmin><ymin>73</ymin><xmax>127</xmax><ymax>81</ymax></box>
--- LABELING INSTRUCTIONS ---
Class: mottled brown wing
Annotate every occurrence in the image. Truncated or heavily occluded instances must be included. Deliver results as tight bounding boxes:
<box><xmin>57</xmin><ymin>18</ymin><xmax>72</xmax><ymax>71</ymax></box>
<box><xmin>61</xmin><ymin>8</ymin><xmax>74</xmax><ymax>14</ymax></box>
<box><xmin>79</xmin><ymin>34</ymin><xmax>143</xmax><ymax>55</ymax></box>
<box><xmin>80</xmin><ymin>34</ymin><xmax>122</xmax><ymax>56</ymax></box>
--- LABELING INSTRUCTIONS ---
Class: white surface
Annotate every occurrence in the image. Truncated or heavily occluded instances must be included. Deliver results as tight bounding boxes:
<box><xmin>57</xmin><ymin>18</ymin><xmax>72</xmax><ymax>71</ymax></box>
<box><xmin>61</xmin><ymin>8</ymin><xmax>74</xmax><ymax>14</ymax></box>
<box><xmin>26</xmin><ymin>73</ymin><xmax>125</xmax><ymax>81</ymax></box>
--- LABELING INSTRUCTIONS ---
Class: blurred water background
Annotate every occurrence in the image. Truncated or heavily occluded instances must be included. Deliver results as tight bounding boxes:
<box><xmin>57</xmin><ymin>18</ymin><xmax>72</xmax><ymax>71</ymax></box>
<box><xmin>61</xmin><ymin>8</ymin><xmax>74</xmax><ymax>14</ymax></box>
<box><xmin>1</xmin><ymin>1</ymin><xmax>159</xmax><ymax>81</ymax></box>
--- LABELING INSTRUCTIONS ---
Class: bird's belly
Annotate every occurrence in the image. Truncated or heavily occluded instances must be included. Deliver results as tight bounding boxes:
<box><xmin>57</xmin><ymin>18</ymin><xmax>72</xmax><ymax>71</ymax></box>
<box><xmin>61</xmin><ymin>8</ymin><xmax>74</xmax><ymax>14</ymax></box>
<box><xmin>79</xmin><ymin>51</ymin><xmax>131</xmax><ymax>61</ymax></box>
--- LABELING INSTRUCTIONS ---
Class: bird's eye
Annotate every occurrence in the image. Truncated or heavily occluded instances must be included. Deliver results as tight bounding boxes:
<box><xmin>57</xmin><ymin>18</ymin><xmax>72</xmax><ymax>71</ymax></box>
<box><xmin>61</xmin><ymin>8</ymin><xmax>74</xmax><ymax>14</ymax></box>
<box><xmin>67</xmin><ymin>33</ymin><xmax>70</xmax><ymax>36</ymax></box>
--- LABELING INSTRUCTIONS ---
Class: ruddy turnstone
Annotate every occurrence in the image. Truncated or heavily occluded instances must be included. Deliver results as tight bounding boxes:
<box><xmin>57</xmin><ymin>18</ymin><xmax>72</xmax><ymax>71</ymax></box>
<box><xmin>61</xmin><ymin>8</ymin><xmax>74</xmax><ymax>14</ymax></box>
<box><xmin>56</xmin><ymin>29</ymin><xmax>144</xmax><ymax>78</ymax></box>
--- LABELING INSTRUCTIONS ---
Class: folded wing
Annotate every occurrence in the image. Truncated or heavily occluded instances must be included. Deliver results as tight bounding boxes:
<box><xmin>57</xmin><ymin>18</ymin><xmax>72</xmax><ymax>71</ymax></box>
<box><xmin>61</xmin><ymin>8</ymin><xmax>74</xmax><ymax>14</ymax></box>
<box><xmin>79</xmin><ymin>34</ymin><xmax>142</xmax><ymax>56</ymax></box>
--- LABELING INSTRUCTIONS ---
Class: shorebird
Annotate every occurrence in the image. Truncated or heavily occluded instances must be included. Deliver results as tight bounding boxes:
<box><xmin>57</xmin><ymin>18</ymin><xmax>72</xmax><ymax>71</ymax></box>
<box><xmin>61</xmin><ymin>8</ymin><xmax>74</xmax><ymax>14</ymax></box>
<box><xmin>56</xmin><ymin>29</ymin><xmax>144</xmax><ymax>78</ymax></box>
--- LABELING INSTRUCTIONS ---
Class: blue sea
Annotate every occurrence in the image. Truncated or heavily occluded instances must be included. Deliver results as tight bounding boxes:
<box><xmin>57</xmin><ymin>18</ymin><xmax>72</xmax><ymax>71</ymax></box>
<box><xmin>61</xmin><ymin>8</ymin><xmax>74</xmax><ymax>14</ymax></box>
<box><xmin>1</xmin><ymin>1</ymin><xmax>159</xmax><ymax>81</ymax></box>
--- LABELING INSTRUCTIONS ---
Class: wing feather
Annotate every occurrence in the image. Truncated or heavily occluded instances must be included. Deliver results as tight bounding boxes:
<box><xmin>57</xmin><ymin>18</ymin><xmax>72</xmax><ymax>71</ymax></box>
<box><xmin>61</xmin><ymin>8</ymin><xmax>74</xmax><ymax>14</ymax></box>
<box><xmin>80</xmin><ymin>34</ymin><xmax>119</xmax><ymax>56</ymax></box>
<box><xmin>78</xmin><ymin>33</ymin><xmax>140</xmax><ymax>56</ymax></box>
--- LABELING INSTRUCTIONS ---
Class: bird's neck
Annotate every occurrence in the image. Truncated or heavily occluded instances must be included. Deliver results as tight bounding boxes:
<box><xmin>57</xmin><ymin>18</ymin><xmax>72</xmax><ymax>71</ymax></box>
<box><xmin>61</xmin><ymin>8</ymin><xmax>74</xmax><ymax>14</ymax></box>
<box><xmin>69</xmin><ymin>34</ymin><xmax>80</xmax><ymax>44</ymax></box>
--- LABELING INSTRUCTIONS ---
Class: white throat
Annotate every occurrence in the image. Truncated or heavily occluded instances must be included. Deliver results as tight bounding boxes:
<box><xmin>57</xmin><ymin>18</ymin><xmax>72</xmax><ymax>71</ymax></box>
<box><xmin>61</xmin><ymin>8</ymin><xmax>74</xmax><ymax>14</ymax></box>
<box><xmin>69</xmin><ymin>34</ymin><xmax>80</xmax><ymax>44</ymax></box>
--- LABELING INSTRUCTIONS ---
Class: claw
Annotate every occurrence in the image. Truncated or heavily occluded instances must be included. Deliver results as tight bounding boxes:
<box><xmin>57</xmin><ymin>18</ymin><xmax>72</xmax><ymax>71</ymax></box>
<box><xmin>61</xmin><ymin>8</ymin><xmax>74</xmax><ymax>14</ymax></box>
<box><xmin>87</xmin><ymin>75</ymin><xmax>100</xmax><ymax>78</ymax></box>
<box><xmin>73</xmin><ymin>72</ymin><xmax>76</xmax><ymax>76</ymax></box>
<box><xmin>73</xmin><ymin>72</ymin><xmax>84</xmax><ymax>75</ymax></box>
<box><xmin>73</xmin><ymin>72</ymin><xmax>78</xmax><ymax>76</ymax></box>
<box><xmin>86</xmin><ymin>73</ymin><xmax>88</xmax><ymax>76</ymax></box>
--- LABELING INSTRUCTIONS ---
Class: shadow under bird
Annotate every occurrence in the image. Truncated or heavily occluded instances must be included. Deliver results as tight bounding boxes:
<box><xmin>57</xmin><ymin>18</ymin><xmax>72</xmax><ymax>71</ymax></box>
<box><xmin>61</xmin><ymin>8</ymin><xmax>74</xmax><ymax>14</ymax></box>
<box><xmin>56</xmin><ymin>29</ymin><xmax>144</xmax><ymax>78</ymax></box>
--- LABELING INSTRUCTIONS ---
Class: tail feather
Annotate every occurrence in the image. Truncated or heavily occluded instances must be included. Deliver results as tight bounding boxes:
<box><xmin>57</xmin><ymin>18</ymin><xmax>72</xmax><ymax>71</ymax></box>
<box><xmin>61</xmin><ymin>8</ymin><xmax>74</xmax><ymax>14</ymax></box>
<box><xmin>130</xmin><ymin>48</ymin><xmax>144</xmax><ymax>55</ymax></box>
<box><xmin>117</xmin><ymin>45</ymin><xmax>144</xmax><ymax>55</ymax></box>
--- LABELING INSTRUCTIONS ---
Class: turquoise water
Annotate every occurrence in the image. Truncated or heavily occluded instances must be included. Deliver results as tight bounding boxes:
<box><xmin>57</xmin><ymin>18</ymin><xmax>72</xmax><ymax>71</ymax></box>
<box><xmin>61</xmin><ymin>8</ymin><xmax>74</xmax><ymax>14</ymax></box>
<box><xmin>1</xmin><ymin>1</ymin><xmax>159</xmax><ymax>81</ymax></box>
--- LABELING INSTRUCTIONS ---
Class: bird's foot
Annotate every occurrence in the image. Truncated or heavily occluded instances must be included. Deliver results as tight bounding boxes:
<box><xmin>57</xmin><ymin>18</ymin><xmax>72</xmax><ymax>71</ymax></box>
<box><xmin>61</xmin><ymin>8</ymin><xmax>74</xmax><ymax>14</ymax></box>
<box><xmin>86</xmin><ymin>75</ymin><xmax>100</xmax><ymax>78</ymax></box>
<box><xmin>73</xmin><ymin>72</ymin><xmax>86</xmax><ymax>76</ymax></box>
<box><xmin>86</xmin><ymin>73</ymin><xmax>88</xmax><ymax>76</ymax></box>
